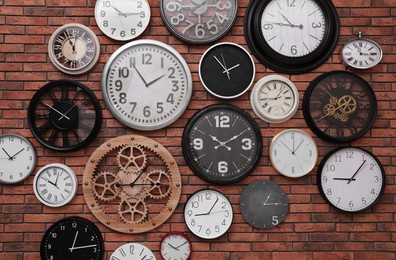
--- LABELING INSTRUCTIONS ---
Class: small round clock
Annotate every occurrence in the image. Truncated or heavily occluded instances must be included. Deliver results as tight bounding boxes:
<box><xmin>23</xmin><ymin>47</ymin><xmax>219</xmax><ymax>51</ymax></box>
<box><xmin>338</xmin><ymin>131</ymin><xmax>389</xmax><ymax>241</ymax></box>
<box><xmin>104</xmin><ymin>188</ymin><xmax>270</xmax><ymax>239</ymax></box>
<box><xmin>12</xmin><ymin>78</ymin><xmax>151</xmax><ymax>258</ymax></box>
<box><xmin>184</xmin><ymin>189</ymin><xmax>233</xmax><ymax>239</ymax></box>
<box><xmin>250</xmin><ymin>75</ymin><xmax>299</xmax><ymax>124</ymax></box>
<box><xmin>199</xmin><ymin>42</ymin><xmax>255</xmax><ymax>99</ymax></box>
<box><xmin>0</xmin><ymin>134</ymin><xmax>36</xmax><ymax>184</ymax></box>
<box><xmin>33</xmin><ymin>163</ymin><xmax>78</xmax><ymax>207</ymax></box>
<box><xmin>160</xmin><ymin>232</ymin><xmax>192</xmax><ymax>260</ymax></box>
<box><xmin>48</xmin><ymin>23</ymin><xmax>100</xmax><ymax>75</ymax></box>
<box><xmin>160</xmin><ymin>0</ymin><xmax>237</xmax><ymax>44</ymax></box>
<box><xmin>342</xmin><ymin>32</ymin><xmax>383</xmax><ymax>69</ymax></box>
<box><xmin>240</xmin><ymin>180</ymin><xmax>289</xmax><ymax>229</ymax></box>
<box><xmin>302</xmin><ymin>71</ymin><xmax>377</xmax><ymax>143</ymax></box>
<box><xmin>41</xmin><ymin>217</ymin><xmax>104</xmax><ymax>260</ymax></box>
<box><xmin>102</xmin><ymin>39</ymin><xmax>192</xmax><ymax>131</ymax></box>
<box><xmin>269</xmin><ymin>129</ymin><xmax>318</xmax><ymax>178</ymax></box>
<box><xmin>182</xmin><ymin>104</ymin><xmax>262</xmax><ymax>184</ymax></box>
<box><xmin>318</xmin><ymin>147</ymin><xmax>385</xmax><ymax>213</ymax></box>
<box><xmin>245</xmin><ymin>0</ymin><xmax>339</xmax><ymax>74</ymax></box>
<box><xmin>110</xmin><ymin>243</ymin><xmax>156</xmax><ymax>260</ymax></box>
<box><xmin>95</xmin><ymin>0</ymin><xmax>151</xmax><ymax>41</ymax></box>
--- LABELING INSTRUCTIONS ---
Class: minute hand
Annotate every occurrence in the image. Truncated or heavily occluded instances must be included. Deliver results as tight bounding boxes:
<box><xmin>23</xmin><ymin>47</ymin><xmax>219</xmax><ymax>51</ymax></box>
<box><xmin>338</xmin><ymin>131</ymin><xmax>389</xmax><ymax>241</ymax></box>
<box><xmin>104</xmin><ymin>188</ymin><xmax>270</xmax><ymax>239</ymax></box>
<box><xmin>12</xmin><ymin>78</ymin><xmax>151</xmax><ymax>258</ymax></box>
<box><xmin>223</xmin><ymin>129</ymin><xmax>248</xmax><ymax>145</ymax></box>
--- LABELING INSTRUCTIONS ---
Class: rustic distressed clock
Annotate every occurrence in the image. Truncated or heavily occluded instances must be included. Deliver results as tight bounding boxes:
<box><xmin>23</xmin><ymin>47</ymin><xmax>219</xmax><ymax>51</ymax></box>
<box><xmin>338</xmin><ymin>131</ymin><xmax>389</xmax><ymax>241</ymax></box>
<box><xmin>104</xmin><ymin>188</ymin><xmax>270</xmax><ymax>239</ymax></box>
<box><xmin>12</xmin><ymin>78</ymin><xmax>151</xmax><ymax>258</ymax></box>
<box><xmin>110</xmin><ymin>243</ymin><xmax>156</xmax><ymax>260</ymax></box>
<box><xmin>160</xmin><ymin>232</ymin><xmax>192</xmax><ymax>260</ymax></box>
<box><xmin>83</xmin><ymin>135</ymin><xmax>182</xmax><ymax>234</ymax></box>
<box><xmin>102</xmin><ymin>39</ymin><xmax>192</xmax><ymax>131</ymax></box>
<box><xmin>48</xmin><ymin>23</ymin><xmax>100</xmax><ymax>75</ymax></box>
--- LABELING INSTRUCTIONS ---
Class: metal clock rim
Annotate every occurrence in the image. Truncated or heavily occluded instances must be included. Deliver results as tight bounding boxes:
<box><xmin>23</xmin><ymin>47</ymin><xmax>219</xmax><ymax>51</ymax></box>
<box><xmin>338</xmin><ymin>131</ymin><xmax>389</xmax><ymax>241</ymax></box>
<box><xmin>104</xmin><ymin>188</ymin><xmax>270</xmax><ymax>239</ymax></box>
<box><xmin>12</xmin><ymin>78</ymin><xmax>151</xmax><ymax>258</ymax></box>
<box><xmin>198</xmin><ymin>42</ymin><xmax>256</xmax><ymax>99</ymax></box>
<box><xmin>317</xmin><ymin>146</ymin><xmax>386</xmax><ymax>213</ymax></box>
<box><xmin>341</xmin><ymin>37</ymin><xmax>383</xmax><ymax>70</ymax></box>
<box><xmin>101</xmin><ymin>39</ymin><xmax>193</xmax><ymax>131</ymax></box>
<box><xmin>159</xmin><ymin>231</ymin><xmax>192</xmax><ymax>259</ymax></box>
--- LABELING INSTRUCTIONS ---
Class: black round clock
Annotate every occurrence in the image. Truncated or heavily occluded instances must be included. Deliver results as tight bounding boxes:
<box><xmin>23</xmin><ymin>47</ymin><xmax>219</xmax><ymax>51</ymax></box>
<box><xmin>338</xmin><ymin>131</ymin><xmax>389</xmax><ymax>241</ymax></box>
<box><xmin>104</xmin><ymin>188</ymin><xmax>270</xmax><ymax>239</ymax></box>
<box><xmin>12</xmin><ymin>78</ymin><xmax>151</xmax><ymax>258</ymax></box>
<box><xmin>28</xmin><ymin>80</ymin><xmax>102</xmax><ymax>151</ymax></box>
<box><xmin>302</xmin><ymin>71</ymin><xmax>377</xmax><ymax>143</ymax></box>
<box><xmin>244</xmin><ymin>0</ymin><xmax>339</xmax><ymax>74</ymax></box>
<box><xmin>40</xmin><ymin>216</ymin><xmax>104</xmax><ymax>260</ymax></box>
<box><xmin>199</xmin><ymin>42</ymin><xmax>255</xmax><ymax>99</ymax></box>
<box><xmin>182</xmin><ymin>104</ymin><xmax>262</xmax><ymax>184</ymax></box>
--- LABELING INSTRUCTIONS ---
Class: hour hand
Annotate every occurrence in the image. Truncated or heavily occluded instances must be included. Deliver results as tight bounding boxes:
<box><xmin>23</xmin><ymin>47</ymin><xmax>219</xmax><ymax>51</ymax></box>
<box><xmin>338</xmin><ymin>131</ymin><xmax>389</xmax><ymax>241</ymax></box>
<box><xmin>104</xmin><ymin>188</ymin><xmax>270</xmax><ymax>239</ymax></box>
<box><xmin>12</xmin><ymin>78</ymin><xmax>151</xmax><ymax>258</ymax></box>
<box><xmin>213</xmin><ymin>55</ymin><xmax>230</xmax><ymax>79</ymax></box>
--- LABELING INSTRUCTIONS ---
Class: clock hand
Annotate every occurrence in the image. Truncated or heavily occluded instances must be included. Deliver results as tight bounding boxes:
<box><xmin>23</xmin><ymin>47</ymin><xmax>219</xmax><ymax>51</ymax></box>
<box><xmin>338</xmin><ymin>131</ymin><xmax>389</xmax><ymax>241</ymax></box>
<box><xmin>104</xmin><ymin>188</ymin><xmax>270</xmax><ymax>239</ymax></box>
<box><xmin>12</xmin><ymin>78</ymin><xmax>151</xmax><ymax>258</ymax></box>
<box><xmin>59</xmin><ymin>97</ymin><xmax>85</xmax><ymax>121</ymax></box>
<box><xmin>213</xmin><ymin>55</ymin><xmax>230</xmax><ymax>80</ymax></box>
<box><xmin>222</xmin><ymin>129</ymin><xmax>248</xmax><ymax>145</ymax></box>
<box><xmin>2</xmin><ymin>148</ymin><xmax>13</xmax><ymax>160</ymax></box>
<box><xmin>41</xmin><ymin>177</ymin><xmax>60</xmax><ymax>189</ymax></box>
<box><xmin>278</xmin><ymin>12</ymin><xmax>303</xmax><ymax>29</ymax></box>
<box><xmin>209</xmin><ymin>135</ymin><xmax>222</xmax><ymax>145</ymax></box>
<box><xmin>207</xmin><ymin>197</ymin><xmax>219</xmax><ymax>215</ymax></box>
<box><xmin>275</xmin><ymin>84</ymin><xmax>285</xmax><ymax>99</ymax></box>
<box><xmin>9</xmin><ymin>148</ymin><xmax>25</xmax><ymax>159</ymax></box>
<box><xmin>263</xmin><ymin>21</ymin><xmax>299</xmax><ymax>28</ymax></box>
<box><xmin>222</xmin><ymin>64</ymin><xmax>240</xmax><ymax>74</ymax></box>
<box><xmin>133</xmin><ymin>64</ymin><xmax>149</xmax><ymax>87</ymax></box>
<box><xmin>54</xmin><ymin>171</ymin><xmax>61</xmax><ymax>187</ymax></box>
<box><xmin>279</xmin><ymin>140</ymin><xmax>296</xmax><ymax>156</ymax></box>
<box><xmin>131</xmin><ymin>171</ymin><xmax>145</xmax><ymax>186</ymax></box>
<box><xmin>69</xmin><ymin>231</ymin><xmax>79</xmax><ymax>252</ymax></box>
<box><xmin>293</xmin><ymin>139</ymin><xmax>305</xmax><ymax>154</ymax></box>
<box><xmin>68</xmin><ymin>244</ymin><xmax>97</xmax><ymax>251</ymax></box>
<box><xmin>316</xmin><ymin>102</ymin><xmax>349</xmax><ymax>122</ymax></box>
<box><xmin>146</xmin><ymin>74</ymin><xmax>165</xmax><ymax>88</ymax></box>
<box><xmin>347</xmin><ymin>160</ymin><xmax>367</xmax><ymax>184</ymax></box>
<box><xmin>292</xmin><ymin>139</ymin><xmax>295</xmax><ymax>153</ymax></box>
<box><xmin>43</xmin><ymin>103</ymin><xmax>71</xmax><ymax>120</ymax></box>
<box><xmin>175</xmin><ymin>241</ymin><xmax>188</xmax><ymax>249</ymax></box>
<box><xmin>333</xmin><ymin>178</ymin><xmax>356</xmax><ymax>181</ymax></box>
<box><xmin>264</xmin><ymin>203</ymin><xmax>288</xmax><ymax>206</ymax></box>
<box><xmin>111</xmin><ymin>4</ymin><xmax>126</xmax><ymax>17</ymax></box>
<box><xmin>68</xmin><ymin>37</ymin><xmax>76</xmax><ymax>54</ymax></box>
<box><xmin>166</xmin><ymin>243</ymin><xmax>179</xmax><ymax>251</ymax></box>
<box><xmin>263</xmin><ymin>193</ymin><xmax>271</xmax><ymax>206</ymax></box>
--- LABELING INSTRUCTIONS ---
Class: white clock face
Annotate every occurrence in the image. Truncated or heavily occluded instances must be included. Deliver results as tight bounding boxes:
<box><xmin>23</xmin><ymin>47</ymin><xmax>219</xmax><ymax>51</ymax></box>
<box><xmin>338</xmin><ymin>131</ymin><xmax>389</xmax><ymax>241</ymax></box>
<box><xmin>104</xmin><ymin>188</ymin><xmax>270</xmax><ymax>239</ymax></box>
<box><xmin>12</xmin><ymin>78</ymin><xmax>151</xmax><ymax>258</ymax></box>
<box><xmin>160</xmin><ymin>232</ymin><xmax>191</xmax><ymax>260</ymax></box>
<box><xmin>260</xmin><ymin>0</ymin><xmax>326</xmax><ymax>57</ymax></box>
<box><xmin>319</xmin><ymin>147</ymin><xmax>385</xmax><ymax>212</ymax></box>
<box><xmin>110</xmin><ymin>243</ymin><xmax>156</xmax><ymax>260</ymax></box>
<box><xmin>184</xmin><ymin>189</ymin><xmax>233</xmax><ymax>239</ymax></box>
<box><xmin>33</xmin><ymin>163</ymin><xmax>78</xmax><ymax>207</ymax></box>
<box><xmin>0</xmin><ymin>134</ymin><xmax>36</xmax><ymax>184</ymax></box>
<box><xmin>102</xmin><ymin>40</ymin><xmax>192</xmax><ymax>131</ymax></box>
<box><xmin>342</xmin><ymin>38</ymin><xmax>382</xmax><ymax>69</ymax></box>
<box><xmin>270</xmin><ymin>129</ymin><xmax>318</xmax><ymax>178</ymax></box>
<box><xmin>95</xmin><ymin>0</ymin><xmax>151</xmax><ymax>41</ymax></box>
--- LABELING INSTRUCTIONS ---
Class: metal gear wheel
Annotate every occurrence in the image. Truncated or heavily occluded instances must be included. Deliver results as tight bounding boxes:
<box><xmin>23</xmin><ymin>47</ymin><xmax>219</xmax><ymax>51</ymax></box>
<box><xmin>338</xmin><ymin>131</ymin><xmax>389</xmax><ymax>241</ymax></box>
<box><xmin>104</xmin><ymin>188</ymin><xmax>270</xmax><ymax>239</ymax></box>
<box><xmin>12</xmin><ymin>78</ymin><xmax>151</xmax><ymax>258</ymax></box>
<box><xmin>117</xmin><ymin>145</ymin><xmax>147</xmax><ymax>173</ymax></box>
<box><xmin>144</xmin><ymin>170</ymin><xmax>172</xmax><ymax>200</ymax></box>
<box><xmin>117</xmin><ymin>170</ymin><xmax>147</xmax><ymax>199</ymax></box>
<box><xmin>329</xmin><ymin>96</ymin><xmax>338</xmax><ymax>105</ymax></box>
<box><xmin>339</xmin><ymin>113</ymin><xmax>349</xmax><ymax>123</ymax></box>
<box><xmin>323</xmin><ymin>104</ymin><xmax>336</xmax><ymax>116</ymax></box>
<box><xmin>118</xmin><ymin>197</ymin><xmax>148</xmax><ymax>224</ymax></box>
<box><xmin>93</xmin><ymin>171</ymin><xmax>120</xmax><ymax>202</ymax></box>
<box><xmin>338</xmin><ymin>95</ymin><xmax>357</xmax><ymax>115</ymax></box>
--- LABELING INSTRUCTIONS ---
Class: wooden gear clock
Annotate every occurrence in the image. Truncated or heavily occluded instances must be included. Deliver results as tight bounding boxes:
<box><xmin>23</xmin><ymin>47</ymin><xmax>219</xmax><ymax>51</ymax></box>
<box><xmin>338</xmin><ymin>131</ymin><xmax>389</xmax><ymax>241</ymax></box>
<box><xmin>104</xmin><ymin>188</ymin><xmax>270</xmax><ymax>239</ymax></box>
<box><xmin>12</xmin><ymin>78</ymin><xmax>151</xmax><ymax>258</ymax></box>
<box><xmin>83</xmin><ymin>135</ymin><xmax>182</xmax><ymax>234</ymax></box>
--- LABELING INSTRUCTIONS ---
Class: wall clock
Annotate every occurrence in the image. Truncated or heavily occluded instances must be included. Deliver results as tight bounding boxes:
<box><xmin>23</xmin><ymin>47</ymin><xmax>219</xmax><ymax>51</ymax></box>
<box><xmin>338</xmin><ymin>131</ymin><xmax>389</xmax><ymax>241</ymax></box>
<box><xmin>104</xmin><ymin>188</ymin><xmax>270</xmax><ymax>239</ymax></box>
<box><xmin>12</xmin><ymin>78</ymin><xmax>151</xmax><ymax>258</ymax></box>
<box><xmin>302</xmin><ymin>71</ymin><xmax>377</xmax><ymax>143</ymax></box>
<box><xmin>83</xmin><ymin>135</ymin><xmax>182</xmax><ymax>234</ymax></box>
<box><xmin>33</xmin><ymin>163</ymin><xmax>78</xmax><ymax>207</ymax></box>
<box><xmin>110</xmin><ymin>243</ymin><xmax>156</xmax><ymax>260</ymax></box>
<box><xmin>318</xmin><ymin>147</ymin><xmax>385</xmax><ymax>213</ymax></box>
<box><xmin>269</xmin><ymin>129</ymin><xmax>318</xmax><ymax>178</ymax></box>
<box><xmin>28</xmin><ymin>80</ymin><xmax>102</xmax><ymax>151</ymax></box>
<box><xmin>160</xmin><ymin>232</ymin><xmax>192</xmax><ymax>260</ymax></box>
<box><xmin>199</xmin><ymin>42</ymin><xmax>255</xmax><ymax>99</ymax></box>
<box><xmin>182</xmin><ymin>104</ymin><xmax>262</xmax><ymax>184</ymax></box>
<box><xmin>342</xmin><ymin>32</ymin><xmax>383</xmax><ymax>69</ymax></box>
<box><xmin>48</xmin><ymin>23</ymin><xmax>100</xmax><ymax>75</ymax></box>
<box><xmin>102</xmin><ymin>39</ymin><xmax>192</xmax><ymax>131</ymax></box>
<box><xmin>95</xmin><ymin>0</ymin><xmax>151</xmax><ymax>41</ymax></box>
<box><xmin>0</xmin><ymin>134</ymin><xmax>36</xmax><ymax>184</ymax></box>
<box><xmin>184</xmin><ymin>189</ymin><xmax>233</xmax><ymax>239</ymax></box>
<box><xmin>40</xmin><ymin>216</ymin><xmax>104</xmax><ymax>260</ymax></box>
<box><xmin>160</xmin><ymin>0</ymin><xmax>237</xmax><ymax>44</ymax></box>
<box><xmin>244</xmin><ymin>0</ymin><xmax>339</xmax><ymax>74</ymax></box>
<box><xmin>240</xmin><ymin>180</ymin><xmax>289</xmax><ymax>229</ymax></box>
<box><xmin>250</xmin><ymin>75</ymin><xmax>299</xmax><ymax>124</ymax></box>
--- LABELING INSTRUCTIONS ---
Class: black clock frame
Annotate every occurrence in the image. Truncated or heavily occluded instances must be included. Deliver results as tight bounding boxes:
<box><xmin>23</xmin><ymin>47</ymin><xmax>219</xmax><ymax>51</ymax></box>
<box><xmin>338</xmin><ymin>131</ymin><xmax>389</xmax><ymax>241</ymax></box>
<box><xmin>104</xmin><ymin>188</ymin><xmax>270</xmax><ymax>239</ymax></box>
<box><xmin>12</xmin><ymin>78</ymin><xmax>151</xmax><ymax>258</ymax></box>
<box><xmin>244</xmin><ymin>0</ymin><xmax>340</xmax><ymax>74</ymax></box>
<box><xmin>182</xmin><ymin>104</ymin><xmax>263</xmax><ymax>184</ymax></box>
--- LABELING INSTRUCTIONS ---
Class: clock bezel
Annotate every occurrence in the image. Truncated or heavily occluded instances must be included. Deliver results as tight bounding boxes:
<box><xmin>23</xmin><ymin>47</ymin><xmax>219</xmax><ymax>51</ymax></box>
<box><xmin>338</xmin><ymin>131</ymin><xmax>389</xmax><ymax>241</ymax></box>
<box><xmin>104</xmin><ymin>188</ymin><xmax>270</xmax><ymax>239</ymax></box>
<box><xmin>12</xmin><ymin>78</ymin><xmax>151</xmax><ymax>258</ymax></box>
<box><xmin>159</xmin><ymin>231</ymin><xmax>192</xmax><ymax>259</ymax></box>
<box><xmin>341</xmin><ymin>37</ymin><xmax>383</xmax><ymax>70</ymax></box>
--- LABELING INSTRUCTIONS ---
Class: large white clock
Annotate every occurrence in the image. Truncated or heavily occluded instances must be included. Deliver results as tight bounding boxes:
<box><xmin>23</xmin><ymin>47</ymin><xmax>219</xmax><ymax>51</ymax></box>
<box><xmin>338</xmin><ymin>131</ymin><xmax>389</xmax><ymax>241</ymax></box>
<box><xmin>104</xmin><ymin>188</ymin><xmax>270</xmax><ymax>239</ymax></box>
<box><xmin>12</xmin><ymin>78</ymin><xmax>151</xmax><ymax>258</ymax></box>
<box><xmin>102</xmin><ymin>39</ymin><xmax>192</xmax><ymax>131</ymax></box>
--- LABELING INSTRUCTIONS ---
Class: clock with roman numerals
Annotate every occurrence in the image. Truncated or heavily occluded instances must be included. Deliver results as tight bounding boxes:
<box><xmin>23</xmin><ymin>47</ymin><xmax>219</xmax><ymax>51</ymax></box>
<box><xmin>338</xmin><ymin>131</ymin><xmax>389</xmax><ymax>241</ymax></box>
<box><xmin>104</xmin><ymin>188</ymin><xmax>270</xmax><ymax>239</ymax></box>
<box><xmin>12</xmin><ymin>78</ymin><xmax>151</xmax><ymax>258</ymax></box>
<box><xmin>28</xmin><ymin>80</ymin><xmax>102</xmax><ymax>151</ymax></box>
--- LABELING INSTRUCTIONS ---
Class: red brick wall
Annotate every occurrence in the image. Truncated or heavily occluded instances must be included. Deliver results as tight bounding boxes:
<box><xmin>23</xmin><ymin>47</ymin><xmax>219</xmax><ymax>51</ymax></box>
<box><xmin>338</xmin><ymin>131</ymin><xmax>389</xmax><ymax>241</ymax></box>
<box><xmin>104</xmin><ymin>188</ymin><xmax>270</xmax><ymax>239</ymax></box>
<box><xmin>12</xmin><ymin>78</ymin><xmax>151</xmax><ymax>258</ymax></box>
<box><xmin>0</xmin><ymin>0</ymin><xmax>396</xmax><ymax>259</ymax></box>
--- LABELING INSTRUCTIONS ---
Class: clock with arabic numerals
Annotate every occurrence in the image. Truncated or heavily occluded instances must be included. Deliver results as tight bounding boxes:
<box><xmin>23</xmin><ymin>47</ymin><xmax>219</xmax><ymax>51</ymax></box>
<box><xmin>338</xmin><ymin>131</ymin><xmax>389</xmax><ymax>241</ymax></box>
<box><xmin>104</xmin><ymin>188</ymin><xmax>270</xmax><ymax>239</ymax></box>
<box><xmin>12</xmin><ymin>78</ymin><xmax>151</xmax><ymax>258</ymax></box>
<box><xmin>110</xmin><ymin>243</ymin><xmax>156</xmax><ymax>260</ymax></box>
<box><xmin>28</xmin><ymin>80</ymin><xmax>102</xmax><ymax>151</ymax></box>
<box><xmin>182</xmin><ymin>104</ymin><xmax>262</xmax><ymax>184</ymax></box>
<box><xmin>302</xmin><ymin>71</ymin><xmax>377</xmax><ymax>143</ymax></box>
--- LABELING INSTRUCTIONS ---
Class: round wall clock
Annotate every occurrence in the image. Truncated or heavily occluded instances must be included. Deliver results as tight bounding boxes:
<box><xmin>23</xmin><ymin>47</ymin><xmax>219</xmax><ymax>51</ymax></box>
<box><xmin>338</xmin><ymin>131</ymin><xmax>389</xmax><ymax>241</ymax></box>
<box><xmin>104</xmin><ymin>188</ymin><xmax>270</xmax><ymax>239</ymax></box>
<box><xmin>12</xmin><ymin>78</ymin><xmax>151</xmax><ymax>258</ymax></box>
<box><xmin>160</xmin><ymin>232</ymin><xmax>192</xmax><ymax>260</ymax></box>
<box><xmin>160</xmin><ymin>0</ymin><xmax>237</xmax><ymax>44</ymax></box>
<box><xmin>199</xmin><ymin>42</ymin><xmax>255</xmax><ymax>99</ymax></box>
<box><xmin>342</xmin><ymin>32</ymin><xmax>383</xmax><ymax>69</ymax></box>
<box><xmin>250</xmin><ymin>75</ymin><xmax>299</xmax><ymax>124</ymax></box>
<box><xmin>240</xmin><ymin>180</ymin><xmax>289</xmax><ymax>229</ymax></box>
<box><xmin>0</xmin><ymin>134</ymin><xmax>36</xmax><ymax>184</ymax></box>
<box><xmin>318</xmin><ymin>147</ymin><xmax>385</xmax><ymax>213</ymax></box>
<box><xmin>244</xmin><ymin>0</ymin><xmax>339</xmax><ymax>74</ymax></box>
<box><xmin>48</xmin><ymin>23</ymin><xmax>100</xmax><ymax>75</ymax></box>
<box><xmin>269</xmin><ymin>129</ymin><xmax>318</xmax><ymax>178</ymax></box>
<box><xmin>33</xmin><ymin>163</ymin><xmax>78</xmax><ymax>207</ymax></box>
<box><xmin>95</xmin><ymin>0</ymin><xmax>151</xmax><ymax>41</ymax></box>
<box><xmin>83</xmin><ymin>135</ymin><xmax>182</xmax><ymax>234</ymax></box>
<box><xmin>110</xmin><ymin>243</ymin><xmax>156</xmax><ymax>260</ymax></box>
<box><xmin>302</xmin><ymin>71</ymin><xmax>377</xmax><ymax>143</ymax></box>
<box><xmin>102</xmin><ymin>39</ymin><xmax>192</xmax><ymax>131</ymax></box>
<box><xmin>40</xmin><ymin>216</ymin><xmax>104</xmax><ymax>260</ymax></box>
<box><xmin>184</xmin><ymin>189</ymin><xmax>233</xmax><ymax>239</ymax></box>
<box><xmin>28</xmin><ymin>80</ymin><xmax>102</xmax><ymax>151</ymax></box>
<box><xmin>182</xmin><ymin>104</ymin><xmax>262</xmax><ymax>184</ymax></box>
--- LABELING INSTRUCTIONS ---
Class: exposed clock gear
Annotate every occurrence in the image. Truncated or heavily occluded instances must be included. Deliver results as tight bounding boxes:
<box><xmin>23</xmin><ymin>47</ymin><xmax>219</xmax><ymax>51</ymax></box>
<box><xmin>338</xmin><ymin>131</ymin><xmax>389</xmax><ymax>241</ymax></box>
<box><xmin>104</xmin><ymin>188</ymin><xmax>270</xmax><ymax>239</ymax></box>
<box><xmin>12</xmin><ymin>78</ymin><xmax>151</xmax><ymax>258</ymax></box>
<box><xmin>119</xmin><ymin>197</ymin><xmax>148</xmax><ymax>225</ymax></box>
<box><xmin>93</xmin><ymin>171</ymin><xmax>121</xmax><ymax>202</ymax></box>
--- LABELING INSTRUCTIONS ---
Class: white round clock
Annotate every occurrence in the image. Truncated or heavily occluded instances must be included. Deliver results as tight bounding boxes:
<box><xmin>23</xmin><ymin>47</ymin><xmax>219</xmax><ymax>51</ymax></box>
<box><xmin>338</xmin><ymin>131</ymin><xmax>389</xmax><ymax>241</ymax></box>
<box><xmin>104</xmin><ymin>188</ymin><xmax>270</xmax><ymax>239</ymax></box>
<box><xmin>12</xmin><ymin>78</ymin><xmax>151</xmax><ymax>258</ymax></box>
<box><xmin>0</xmin><ymin>134</ymin><xmax>36</xmax><ymax>184</ymax></box>
<box><xmin>160</xmin><ymin>232</ymin><xmax>192</xmax><ymax>260</ymax></box>
<box><xmin>102</xmin><ymin>39</ymin><xmax>192</xmax><ymax>131</ymax></box>
<box><xmin>269</xmin><ymin>129</ymin><xmax>318</xmax><ymax>178</ymax></box>
<box><xmin>110</xmin><ymin>243</ymin><xmax>156</xmax><ymax>260</ymax></box>
<box><xmin>250</xmin><ymin>75</ymin><xmax>299</xmax><ymax>124</ymax></box>
<box><xmin>33</xmin><ymin>163</ymin><xmax>78</xmax><ymax>207</ymax></box>
<box><xmin>95</xmin><ymin>0</ymin><xmax>151</xmax><ymax>41</ymax></box>
<box><xmin>184</xmin><ymin>189</ymin><xmax>233</xmax><ymax>240</ymax></box>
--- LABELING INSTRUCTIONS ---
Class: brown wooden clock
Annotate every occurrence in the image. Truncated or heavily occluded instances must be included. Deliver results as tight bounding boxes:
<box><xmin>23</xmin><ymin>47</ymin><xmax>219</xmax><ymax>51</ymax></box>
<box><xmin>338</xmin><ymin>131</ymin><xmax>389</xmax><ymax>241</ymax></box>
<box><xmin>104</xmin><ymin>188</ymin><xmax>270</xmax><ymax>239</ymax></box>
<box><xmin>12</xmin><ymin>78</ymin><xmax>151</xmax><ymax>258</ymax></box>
<box><xmin>83</xmin><ymin>135</ymin><xmax>182</xmax><ymax>234</ymax></box>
